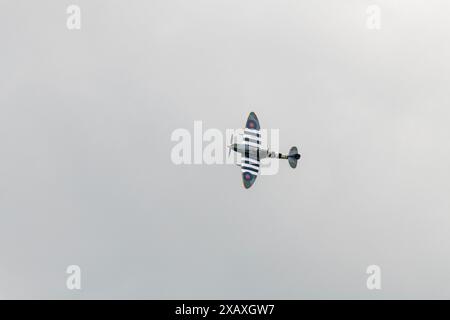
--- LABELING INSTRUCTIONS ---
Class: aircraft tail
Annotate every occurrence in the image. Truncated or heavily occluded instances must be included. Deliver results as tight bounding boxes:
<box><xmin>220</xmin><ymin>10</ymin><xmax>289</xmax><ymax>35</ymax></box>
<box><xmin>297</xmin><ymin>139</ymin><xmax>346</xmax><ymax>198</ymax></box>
<box><xmin>287</xmin><ymin>146</ymin><xmax>301</xmax><ymax>169</ymax></box>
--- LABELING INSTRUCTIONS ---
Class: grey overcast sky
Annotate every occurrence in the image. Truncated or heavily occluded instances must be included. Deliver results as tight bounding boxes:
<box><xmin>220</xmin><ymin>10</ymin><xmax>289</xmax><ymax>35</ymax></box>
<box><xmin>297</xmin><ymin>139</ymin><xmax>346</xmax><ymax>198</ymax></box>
<box><xmin>1</xmin><ymin>0</ymin><xmax>450</xmax><ymax>299</ymax></box>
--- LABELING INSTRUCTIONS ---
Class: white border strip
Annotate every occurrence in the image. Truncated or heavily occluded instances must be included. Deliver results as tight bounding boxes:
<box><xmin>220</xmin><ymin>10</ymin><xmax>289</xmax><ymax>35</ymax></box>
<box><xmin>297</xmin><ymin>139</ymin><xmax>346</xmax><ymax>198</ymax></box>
<box><xmin>242</xmin><ymin>157</ymin><xmax>259</xmax><ymax>164</ymax></box>
<box><xmin>242</xmin><ymin>163</ymin><xmax>260</xmax><ymax>171</ymax></box>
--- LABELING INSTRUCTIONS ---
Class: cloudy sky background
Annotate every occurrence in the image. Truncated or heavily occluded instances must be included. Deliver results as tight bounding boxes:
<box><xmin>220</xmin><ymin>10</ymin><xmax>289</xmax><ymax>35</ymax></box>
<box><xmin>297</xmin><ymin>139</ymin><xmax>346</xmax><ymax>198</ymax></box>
<box><xmin>1</xmin><ymin>0</ymin><xmax>450</xmax><ymax>299</ymax></box>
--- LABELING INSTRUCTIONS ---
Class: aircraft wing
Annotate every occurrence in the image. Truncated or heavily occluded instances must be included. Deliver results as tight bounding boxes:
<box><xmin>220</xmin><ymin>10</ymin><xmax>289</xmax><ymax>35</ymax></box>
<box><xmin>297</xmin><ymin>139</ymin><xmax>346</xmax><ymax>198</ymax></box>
<box><xmin>245</xmin><ymin>111</ymin><xmax>260</xmax><ymax>131</ymax></box>
<box><xmin>241</xmin><ymin>112</ymin><xmax>261</xmax><ymax>189</ymax></box>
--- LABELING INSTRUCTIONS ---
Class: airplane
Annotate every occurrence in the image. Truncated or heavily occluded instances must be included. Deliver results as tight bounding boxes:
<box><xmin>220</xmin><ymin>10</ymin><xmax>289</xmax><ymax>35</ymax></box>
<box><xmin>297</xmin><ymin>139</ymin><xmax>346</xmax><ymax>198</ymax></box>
<box><xmin>227</xmin><ymin>112</ymin><xmax>301</xmax><ymax>189</ymax></box>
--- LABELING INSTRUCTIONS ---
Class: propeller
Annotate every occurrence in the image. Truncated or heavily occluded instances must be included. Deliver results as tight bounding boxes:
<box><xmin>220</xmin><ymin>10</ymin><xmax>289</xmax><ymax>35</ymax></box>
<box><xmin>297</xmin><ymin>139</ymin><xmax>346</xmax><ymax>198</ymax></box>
<box><xmin>228</xmin><ymin>134</ymin><xmax>234</xmax><ymax>157</ymax></box>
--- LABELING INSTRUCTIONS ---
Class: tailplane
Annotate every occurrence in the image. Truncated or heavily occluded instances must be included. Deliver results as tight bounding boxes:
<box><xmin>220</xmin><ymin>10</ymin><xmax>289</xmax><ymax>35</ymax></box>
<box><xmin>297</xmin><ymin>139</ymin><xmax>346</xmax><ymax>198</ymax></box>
<box><xmin>288</xmin><ymin>146</ymin><xmax>301</xmax><ymax>168</ymax></box>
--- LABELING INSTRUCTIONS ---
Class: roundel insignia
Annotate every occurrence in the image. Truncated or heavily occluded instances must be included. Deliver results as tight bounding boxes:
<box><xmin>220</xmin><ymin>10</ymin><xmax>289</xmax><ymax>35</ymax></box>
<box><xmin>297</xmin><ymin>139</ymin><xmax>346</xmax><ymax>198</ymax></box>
<box><xmin>245</xmin><ymin>173</ymin><xmax>251</xmax><ymax>180</ymax></box>
<box><xmin>248</xmin><ymin>121</ymin><xmax>255</xmax><ymax>128</ymax></box>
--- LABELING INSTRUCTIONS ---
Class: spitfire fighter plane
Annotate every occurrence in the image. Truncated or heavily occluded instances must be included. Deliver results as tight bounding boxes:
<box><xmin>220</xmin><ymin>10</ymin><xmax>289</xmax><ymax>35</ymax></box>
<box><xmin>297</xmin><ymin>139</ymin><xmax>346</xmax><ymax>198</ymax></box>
<box><xmin>228</xmin><ymin>112</ymin><xmax>301</xmax><ymax>189</ymax></box>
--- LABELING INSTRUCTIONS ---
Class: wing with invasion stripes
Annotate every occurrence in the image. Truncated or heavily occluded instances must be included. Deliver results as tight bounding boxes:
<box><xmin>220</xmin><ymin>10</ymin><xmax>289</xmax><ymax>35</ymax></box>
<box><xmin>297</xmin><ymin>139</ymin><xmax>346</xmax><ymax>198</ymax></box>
<box><xmin>241</xmin><ymin>112</ymin><xmax>261</xmax><ymax>189</ymax></box>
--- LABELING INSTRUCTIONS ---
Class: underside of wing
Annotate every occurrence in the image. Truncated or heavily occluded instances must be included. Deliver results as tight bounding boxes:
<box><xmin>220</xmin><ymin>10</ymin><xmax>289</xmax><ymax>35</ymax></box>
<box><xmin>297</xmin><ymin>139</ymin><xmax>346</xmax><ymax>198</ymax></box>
<box><xmin>244</xmin><ymin>112</ymin><xmax>261</xmax><ymax>148</ymax></box>
<box><xmin>241</xmin><ymin>158</ymin><xmax>259</xmax><ymax>189</ymax></box>
<box><xmin>245</xmin><ymin>112</ymin><xmax>260</xmax><ymax>131</ymax></box>
<box><xmin>241</xmin><ymin>112</ymin><xmax>261</xmax><ymax>189</ymax></box>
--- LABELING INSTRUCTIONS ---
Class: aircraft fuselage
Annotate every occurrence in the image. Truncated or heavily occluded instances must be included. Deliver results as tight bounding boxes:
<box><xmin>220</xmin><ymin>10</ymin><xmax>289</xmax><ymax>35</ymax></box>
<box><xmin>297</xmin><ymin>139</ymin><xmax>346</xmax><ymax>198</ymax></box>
<box><xmin>231</xmin><ymin>143</ymin><xmax>288</xmax><ymax>160</ymax></box>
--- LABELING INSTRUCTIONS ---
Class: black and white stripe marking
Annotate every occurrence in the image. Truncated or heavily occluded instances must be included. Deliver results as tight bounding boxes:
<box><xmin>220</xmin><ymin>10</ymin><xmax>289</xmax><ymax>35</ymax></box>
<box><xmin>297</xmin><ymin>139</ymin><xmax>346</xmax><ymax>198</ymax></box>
<box><xmin>242</xmin><ymin>127</ymin><xmax>261</xmax><ymax>175</ymax></box>
<box><xmin>243</xmin><ymin>129</ymin><xmax>261</xmax><ymax>147</ymax></box>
